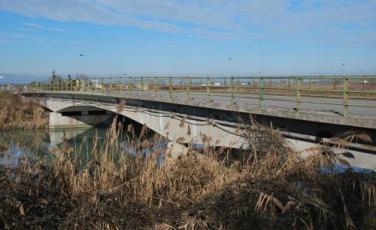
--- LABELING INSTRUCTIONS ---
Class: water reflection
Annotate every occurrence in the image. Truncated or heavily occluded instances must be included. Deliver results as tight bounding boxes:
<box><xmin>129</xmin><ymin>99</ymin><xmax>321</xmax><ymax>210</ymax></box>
<box><xmin>0</xmin><ymin>127</ymin><xmax>167</xmax><ymax>166</ymax></box>
<box><xmin>0</xmin><ymin>128</ymin><xmax>375</xmax><ymax>171</ymax></box>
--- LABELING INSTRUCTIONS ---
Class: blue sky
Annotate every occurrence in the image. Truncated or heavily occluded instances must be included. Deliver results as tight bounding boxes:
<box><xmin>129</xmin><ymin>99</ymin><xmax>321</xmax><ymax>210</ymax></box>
<box><xmin>0</xmin><ymin>0</ymin><xmax>376</xmax><ymax>82</ymax></box>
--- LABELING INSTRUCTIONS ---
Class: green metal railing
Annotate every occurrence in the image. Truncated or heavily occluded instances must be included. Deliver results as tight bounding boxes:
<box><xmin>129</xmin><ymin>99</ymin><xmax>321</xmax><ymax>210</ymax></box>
<box><xmin>24</xmin><ymin>76</ymin><xmax>376</xmax><ymax>117</ymax></box>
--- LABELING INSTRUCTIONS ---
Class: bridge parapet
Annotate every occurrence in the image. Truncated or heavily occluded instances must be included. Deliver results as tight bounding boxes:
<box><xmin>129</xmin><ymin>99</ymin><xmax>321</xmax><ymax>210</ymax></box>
<box><xmin>23</xmin><ymin>76</ymin><xmax>376</xmax><ymax>126</ymax></box>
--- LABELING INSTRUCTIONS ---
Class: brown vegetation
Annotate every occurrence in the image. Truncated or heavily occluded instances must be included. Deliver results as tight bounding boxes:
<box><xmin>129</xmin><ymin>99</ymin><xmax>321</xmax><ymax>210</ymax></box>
<box><xmin>0</xmin><ymin>93</ymin><xmax>47</xmax><ymax>130</ymax></box>
<box><xmin>0</xmin><ymin>119</ymin><xmax>375</xmax><ymax>229</ymax></box>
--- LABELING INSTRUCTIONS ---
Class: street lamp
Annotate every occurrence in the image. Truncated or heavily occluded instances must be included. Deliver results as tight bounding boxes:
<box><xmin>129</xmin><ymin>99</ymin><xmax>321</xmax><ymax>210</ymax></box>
<box><xmin>341</xmin><ymin>63</ymin><xmax>346</xmax><ymax>75</ymax></box>
<box><xmin>80</xmin><ymin>54</ymin><xmax>84</xmax><ymax>78</ymax></box>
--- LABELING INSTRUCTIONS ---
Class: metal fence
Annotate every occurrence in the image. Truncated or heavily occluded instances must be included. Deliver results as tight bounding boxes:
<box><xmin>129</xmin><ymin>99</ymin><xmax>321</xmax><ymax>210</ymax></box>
<box><xmin>24</xmin><ymin>76</ymin><xmax>376</xmax><ymax>117</ymax></box>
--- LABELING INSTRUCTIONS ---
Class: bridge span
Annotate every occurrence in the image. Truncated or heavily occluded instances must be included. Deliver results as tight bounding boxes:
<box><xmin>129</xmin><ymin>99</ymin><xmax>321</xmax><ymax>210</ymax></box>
<box><xmin>22</xmin><ymin>76</ymin><xmax>376</xmax><ymax>157</ymax></box>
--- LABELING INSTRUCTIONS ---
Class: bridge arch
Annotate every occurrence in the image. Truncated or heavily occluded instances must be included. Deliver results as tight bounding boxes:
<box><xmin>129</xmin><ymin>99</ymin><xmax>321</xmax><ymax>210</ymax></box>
<box><xmin>42</xmin><ymin>97</ymin><xmax>245</xmax><ymax>148</ymax></box>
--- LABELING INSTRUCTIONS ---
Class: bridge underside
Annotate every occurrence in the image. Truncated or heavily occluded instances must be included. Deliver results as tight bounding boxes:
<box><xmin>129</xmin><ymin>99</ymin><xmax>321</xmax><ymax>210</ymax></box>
<box><xmin>49</xmin><ymin>106</ymin><xmax>114</xmax><ymax>129</ymax></box>
<box><xmin>43</xmin><ymin>97</ymin><xmax>245</xmax><ymax>148</ymax></box>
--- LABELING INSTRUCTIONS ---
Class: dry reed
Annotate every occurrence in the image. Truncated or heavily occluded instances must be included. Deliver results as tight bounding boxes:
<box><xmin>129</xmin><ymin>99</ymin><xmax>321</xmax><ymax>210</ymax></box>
<box><xmin>0</xmin><ymin>117</ymin><xmax>375</xmax><ymax>229</ymax></box>
<box><xmin>0</xmin><ymin>92</ymin><xmax>47</xmax><ymax>130</ymax></box>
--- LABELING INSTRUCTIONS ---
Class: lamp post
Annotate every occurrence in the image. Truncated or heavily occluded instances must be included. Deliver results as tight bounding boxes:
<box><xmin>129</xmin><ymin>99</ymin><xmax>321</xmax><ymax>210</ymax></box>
<box><xmin>341</xmin><ymin>63</ymin><xmax>346</xmax><ymax>76</ymax></box>
<box><xmin>80</xmin><ymin>54</ymin><xmax>84</xmax><ymax>78</ymax></box>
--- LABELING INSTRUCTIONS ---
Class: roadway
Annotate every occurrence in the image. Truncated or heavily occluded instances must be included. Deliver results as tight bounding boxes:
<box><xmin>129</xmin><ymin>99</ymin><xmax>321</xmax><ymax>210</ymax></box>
<box><xmin>98</xmin><ymin>90</ymin><xmax>376</xmax><ymax>118</ymax></box>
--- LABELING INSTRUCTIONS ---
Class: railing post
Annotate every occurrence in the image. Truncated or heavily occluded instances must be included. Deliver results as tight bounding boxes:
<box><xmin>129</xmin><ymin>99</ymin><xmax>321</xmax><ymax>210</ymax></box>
<box><xmin>186</xmin><ymin>76</ymin><xmax>191</xmax><ymax>101</ymax></box>
<box><xmin>231</xmin><ymin>76</ymin><xmax>235</xmax><ymax>105</ymax></box>
<box><xmin>128</xmin><ymin>77</ymin><xmax>132</xmax><ymax>96</ymax></box>
<box><xmin>121</xmin><ymin>77</ymin><xmax>125</xmax><ymax>95</ymax></box>
<box><xmin>101</xmin><ymin>78</ymin><xmax>104</xmax><ymax>95</ymax></box>
<box><xmin>296</xmin><ymin>77</ymin><xmax>302</xmax><ymax>112</ymax></box>
<box><xmin>154</xmin><ymin>77</ymin><xmax>158</xmax><ymax>97</ymax></box>
<box><xmin>141</xmin><ymin>76</ymin><xmax>144</xmax><ymax>91</ymax></box>
<box><xmin>259</xmin><ymin>77</ymin><xmax>264</xmax><ymax>108</ymax></box>
<box><xmin>343</xmin><ymin>77</ymin><xmax>349</xmax><ymax>117</ymax></box>
<box><xmin>95</xmin><ymin>78</ymin><xmax>98</xmax><ymax>93</ymax></box>
<box><xmin>169</xmin><ymin>77</ymin><xmax>173</xmax><ymax>102</ymax></box>
<box><xmin>207</xmin><ymin>76</ymin><xmax>211</xmax><ymax>103</ymax></box>
<box><xmin>117</xmin><ymin>78</ymin><xmax>121</xmax><ymax>95</ymax></box>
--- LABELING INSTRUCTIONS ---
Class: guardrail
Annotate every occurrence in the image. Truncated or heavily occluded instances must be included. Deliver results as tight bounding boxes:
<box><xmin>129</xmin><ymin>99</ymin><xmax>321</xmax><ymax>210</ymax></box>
<box><xmin>24</xmin><ymin>76</ymin><xmax>376</xmax><ymax>117</ymax></box>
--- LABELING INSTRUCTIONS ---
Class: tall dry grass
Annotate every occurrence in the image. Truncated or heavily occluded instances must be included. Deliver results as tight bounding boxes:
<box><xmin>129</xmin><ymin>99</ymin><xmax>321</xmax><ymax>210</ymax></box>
<box><xmin>0</xmin><ymin>117</ymin><xmax>375</xmax><ymax>229</ymax></box>
<box><xmin>0</xmin><ymin>92</ymin><xmax>47</xmax><ymax>130</ymax></box>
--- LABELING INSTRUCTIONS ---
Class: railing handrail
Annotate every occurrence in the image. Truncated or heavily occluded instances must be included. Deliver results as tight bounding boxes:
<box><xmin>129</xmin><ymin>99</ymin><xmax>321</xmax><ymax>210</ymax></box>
<box><xmin>26</xmin><ymin>75</ymin><xmax>376</xmax><ymax>81</ymax></box>
<box><xmin>22</xmin><ymin>75</ymin><xmax>376</xmax><ymax>119</ymax></box>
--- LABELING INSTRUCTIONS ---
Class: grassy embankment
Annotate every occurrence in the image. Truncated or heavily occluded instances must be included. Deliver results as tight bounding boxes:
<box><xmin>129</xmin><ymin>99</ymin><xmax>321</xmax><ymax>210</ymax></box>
<box><xmin>0</xmin><ymin>92</ymin><xmax>47</xmax><ymax>131</ymax></box>
<box><xmin>0</xmin><ymin>115</ymin><xmax>375</xmax><ymax>229</ymax></box>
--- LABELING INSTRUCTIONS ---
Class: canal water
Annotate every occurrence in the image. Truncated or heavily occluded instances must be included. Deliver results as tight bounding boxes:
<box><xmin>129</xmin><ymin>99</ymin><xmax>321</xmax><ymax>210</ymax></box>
<box><xmin>0</xmin><ymin>127</ymin><xmax>375</xmax><ymax>172</ymax></box>
<box><xmin>0</xmin><ymin>127</ymin><xmax>167</xmax><ymax>167</ymax></box>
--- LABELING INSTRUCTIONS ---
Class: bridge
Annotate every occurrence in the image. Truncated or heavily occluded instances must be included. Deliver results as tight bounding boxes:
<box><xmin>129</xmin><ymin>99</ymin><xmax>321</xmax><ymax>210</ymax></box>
<box><xmin>22</xmin><ymin>76</ymin><xmax>376</xmax><ymax>159</ymax></box>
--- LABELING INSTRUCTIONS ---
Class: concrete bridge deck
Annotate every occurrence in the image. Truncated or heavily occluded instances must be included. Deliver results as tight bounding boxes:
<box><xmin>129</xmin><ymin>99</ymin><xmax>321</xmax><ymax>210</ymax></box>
<box><xmin>17</xmin><ymin>76</ymin><xmax>376</xmax><ymax>172</ymax></box>
<box><xmin>22</xmin><ymin>76</ymin><xmax>376</xmax><ymax>156</ymax></box>
<box><xmin>24</xmin><ymin>90</ymin><xmax>376</xmax><ymax>129</ymax></box>
<box><xmin>24</xmin><ymin>76</ymin><xmax>376</xmax><ymax>129</ymax></box>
